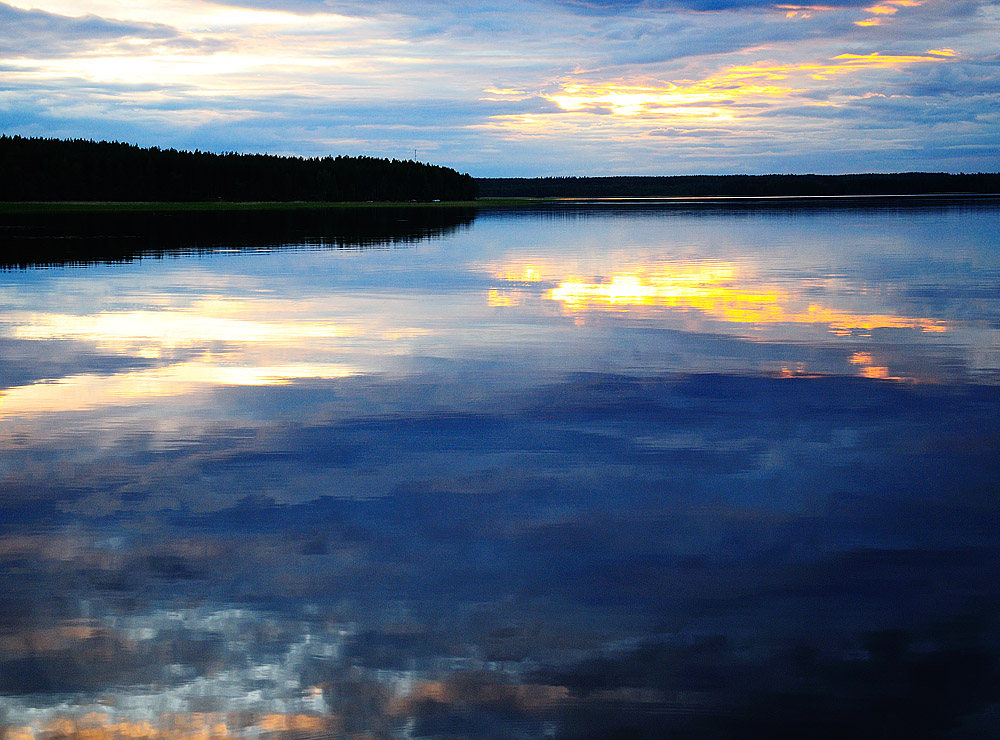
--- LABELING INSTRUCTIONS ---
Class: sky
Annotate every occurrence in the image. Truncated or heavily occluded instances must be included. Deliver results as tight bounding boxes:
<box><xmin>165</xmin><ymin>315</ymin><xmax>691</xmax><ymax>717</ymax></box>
<box><xmin>1</xmin><ymin>0</ymin><xmax>998</xmax><ymax>176</ymax></box>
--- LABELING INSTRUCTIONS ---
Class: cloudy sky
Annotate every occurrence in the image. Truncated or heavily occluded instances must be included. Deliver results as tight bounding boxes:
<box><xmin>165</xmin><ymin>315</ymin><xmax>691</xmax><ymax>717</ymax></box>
<box><xmin>2</xmin><ymin>0</ymin><xmax>998</xmax><ymax>175</ymax></box>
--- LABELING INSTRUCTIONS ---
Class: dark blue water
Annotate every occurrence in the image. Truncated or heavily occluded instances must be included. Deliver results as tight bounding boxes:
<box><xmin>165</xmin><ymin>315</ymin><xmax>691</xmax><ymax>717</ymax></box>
<box><xmin>2</xmin><ymin>200</ymin><xmax>999</xmax><ymax>739</ymax></box>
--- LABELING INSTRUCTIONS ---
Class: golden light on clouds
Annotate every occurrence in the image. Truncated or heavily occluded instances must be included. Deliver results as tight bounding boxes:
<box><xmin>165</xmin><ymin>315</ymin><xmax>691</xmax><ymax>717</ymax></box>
<box><xmin>865</xmin><ymin>5</ymin><xmax>900</xmax><ymax>15</ymax></box>
<box><xmin>487</xmin><ymin>47</ymin><xmax>952</xmax><ymax>131</ymax></box>
<box><xmin>482</xmin><ymin>87</ymin><xmax>533</xmax><ymax>101</ymax></box>
<box><xmin>544</xmin><ymin>79</ymin><xmax>788</xmax><ymax>118</ymax></box>
<box><xmin>548</xmin><ymin>85</ymin><xmax>762</xmax><ymax>116</ymax></box>
<box><xmin>855</xmin><ymin>0</ymin><xmax>925</xmax><ymax>26</ymax></box>
<box><xmin>2</xmin><ymin>51</ymin><xmax>368</xmax><ymax>96</ymax></box>
<box><xmin>725</xmin><ymin>51</ymin><xmax>950</xmax><ymax>82</ymax></box>
<box><xmin>4</xmin><ymin>0</ymin><xmax>360</xmax><ymax>31</ymax></box>
<box><xmin>776</xmin><ymin>4</ymin><xmax>841</xmax><ymax>13</ymax></box>
<box><xmin>1</xmin><ymin>0</ymin><xmax>990</xmax><ymax>175</ymax></box>
<box><xmin>0</xmin><ymin>0</ymin><xmax>386</xmax><ymax>98</ymax></box>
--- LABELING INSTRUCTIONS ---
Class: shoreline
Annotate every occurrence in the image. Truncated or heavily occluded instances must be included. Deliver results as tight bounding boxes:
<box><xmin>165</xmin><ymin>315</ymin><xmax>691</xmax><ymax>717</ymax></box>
<box><xmin>2</xmin><ymin>192</ymin><xmax>999</xmax><ymax>214</ymax></box>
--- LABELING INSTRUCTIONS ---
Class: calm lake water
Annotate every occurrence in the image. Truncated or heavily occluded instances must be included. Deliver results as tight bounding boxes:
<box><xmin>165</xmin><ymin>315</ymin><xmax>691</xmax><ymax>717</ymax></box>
<box><xmin>2</xmin><ymin>199</ymin><xmax>1000</xmax><ymax>739</ymax></box>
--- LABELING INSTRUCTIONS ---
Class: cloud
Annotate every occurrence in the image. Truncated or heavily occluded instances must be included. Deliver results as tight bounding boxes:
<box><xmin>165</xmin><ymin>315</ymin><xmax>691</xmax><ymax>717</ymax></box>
<box><xmin>0</xmin><ymin>2</ymin><xmax>187</xmax><ymax>56</ymax></box>
<box><xmin>558</xmin><ymin>0</ymin><xmax>880</xmax><ymax>12</ymax></box>
<box><xmin>1</xmin><ymin>0</ymin><xmax>998</xmax><ymax>174</ymax></box>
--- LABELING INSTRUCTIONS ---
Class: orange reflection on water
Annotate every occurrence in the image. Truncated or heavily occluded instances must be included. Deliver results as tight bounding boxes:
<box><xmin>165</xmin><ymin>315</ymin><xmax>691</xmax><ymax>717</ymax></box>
<box><xmin>494</xmin><ymin>265</ymin><xmax>544</xmax><ymax>283</ymax></box>
<box><xmin>2</xmin><ymin>710</ymin><xmax>334</xmax><ymax>740</ymax></box>
<box><xmin>849</xmin><ymin>350</ymin><xmax>905</xmax><ymax>380</ymax></box>
<box><xmin>487</xmin><ymin>288</ymin><xmax>519</xmax><ymax>307</ymax></box>
<box><xmin>493</xmin><ymin>262</ymin><xmax>947</xmax><ymax>336</ymax></box>
<box><xmin>0</xmin><ymin>623</ymin><xmax>99</xmax><ymax>654</ymax></box>
<box><xmin>860</xmin><ymin>365</ymin><xmax>892</xmax><ymax>378</ymax></box>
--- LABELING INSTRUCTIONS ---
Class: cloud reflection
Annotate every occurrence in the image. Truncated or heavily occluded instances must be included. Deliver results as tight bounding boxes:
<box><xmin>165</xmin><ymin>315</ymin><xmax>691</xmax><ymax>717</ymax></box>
<box><xmin>491</xmin><ymin>261</ymin><xmax>948</xmax><ymax>337</ymax></box>
<box><xmin>4</xmin><ymin>712</ymin><xmax>333</xmax><ymax>740</ymax></box>
<box><xmin>0</xmin><ymin>298</ymin><xmax>437</xmax><ymax>418</ymax></box>
<box><xmin>0</xmin><ymin>362</ymin><xmax>356</xmax><ymax>418</ymax></box>
<box><xmin>13</xmin><ymin>305</ymin><xmax>360</xmax><ymax>345</ymax></box>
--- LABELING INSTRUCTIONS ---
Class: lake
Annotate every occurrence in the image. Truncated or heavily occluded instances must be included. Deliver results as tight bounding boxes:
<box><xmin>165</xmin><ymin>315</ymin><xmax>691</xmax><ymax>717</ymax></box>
<box><xmin>2</xmin><ymin>199</ymin><xmax>999</xmax><ymax>739</ymax></box>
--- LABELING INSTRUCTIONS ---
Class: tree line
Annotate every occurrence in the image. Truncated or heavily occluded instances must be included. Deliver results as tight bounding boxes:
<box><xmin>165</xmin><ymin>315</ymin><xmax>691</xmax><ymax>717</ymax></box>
<box><xmin>0</xmin><ymin>136</ymin><xmax>478</xmax><ymax>202</ymax></box>
<box><xmin>477</xmin><ymin>173</ymin><xmax>1000</xmax><ymax>198</ymax></box>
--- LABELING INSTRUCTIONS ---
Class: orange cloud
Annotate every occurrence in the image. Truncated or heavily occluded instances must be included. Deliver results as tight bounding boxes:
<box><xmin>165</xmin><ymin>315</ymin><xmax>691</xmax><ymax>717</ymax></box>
<box><xmin>545</xmin><ymin>80</ymin><xmax>787</xmax><ymax>117</ymax></box>
<box><xmin>496</xmin><ymin>49</ymin><xmax>951</xmax><ymax>126</ymax></box>
<box><xmin>865</xmin><ymin>5</ymin><xmax>900</xmax><ymax>15</ymax></box>
<box><xmin>776</xmin><ymin>4</ymin><xmax>839</xmax><ymax>16</ymax></box>
<box><xmin>854</xmin><ymin>0</ymin><xmax>924</xmax><ymax>26</ymax></box>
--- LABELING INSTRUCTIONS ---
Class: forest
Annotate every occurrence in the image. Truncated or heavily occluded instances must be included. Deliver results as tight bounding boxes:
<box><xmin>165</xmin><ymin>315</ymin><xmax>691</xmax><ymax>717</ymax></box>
<box><xmin>0</xmin><ymin>136</ymin><xmax>479</xmax><ymax>202</ymax></box>
<box><xmin>477</xmin><ymin>173</ymin><xmax>1000</xmax><ymax>198</ymax></box>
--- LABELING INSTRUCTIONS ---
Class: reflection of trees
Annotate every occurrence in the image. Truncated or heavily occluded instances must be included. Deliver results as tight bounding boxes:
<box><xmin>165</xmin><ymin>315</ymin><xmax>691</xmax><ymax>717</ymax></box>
<box><xmin>0</xmin><ymin>207</ymin><xmax>477</xmax><ymax>267</ymax></box>
<box><xmin>0</xmin><ymin>136</ymin><xmax>478</xmax><ymax>202</ymax></box>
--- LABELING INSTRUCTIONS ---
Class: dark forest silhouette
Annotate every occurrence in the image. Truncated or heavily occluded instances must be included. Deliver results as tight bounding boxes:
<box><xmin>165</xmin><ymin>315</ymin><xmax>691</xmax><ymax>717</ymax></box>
<box><xmin>478</xmin><ymin>173</ymin><xmax>1000</xmax><ymax>198</ymax></box>
<box><xmin>0</xmin><ymin>136</ymin><xmax>478</xmax><ymax>202</ymax></box>
<box><xmin>0</xmin><ymin>206</ymin><xmax>476</xmax><ymax>268</ymax></box>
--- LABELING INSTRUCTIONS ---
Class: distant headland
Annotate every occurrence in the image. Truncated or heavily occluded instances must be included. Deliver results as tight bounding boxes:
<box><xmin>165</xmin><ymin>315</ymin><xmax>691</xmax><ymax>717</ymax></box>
<box><xmin>477</xmin><ymin>173</ymin><xmax>1000</xmax><ymax>199</ymax></box>
<box><xmin>0</xmin><ymin>136</ymin><xmax>478</xmax><ymax>203</ymax></box>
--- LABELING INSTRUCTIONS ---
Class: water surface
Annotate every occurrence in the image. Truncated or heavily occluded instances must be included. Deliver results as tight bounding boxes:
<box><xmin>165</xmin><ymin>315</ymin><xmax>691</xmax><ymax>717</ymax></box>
<box><xmin>2</xmin><ymin>200</ymin><xmax>999</xmax><ymax>739</ymax></box>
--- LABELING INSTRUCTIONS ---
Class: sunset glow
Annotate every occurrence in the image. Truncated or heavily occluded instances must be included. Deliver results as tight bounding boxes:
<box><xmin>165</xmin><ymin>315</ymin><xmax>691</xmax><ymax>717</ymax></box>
<box><xmin>1</xmin><ymin>710</ymin><xmax>333</xmax><ymax>740</ymax></box>
<box><xmin>546</xmin><ymin>80</ymin><xmax>788</xmax><ymax>117</ymax></box>
<box><xmin>548</xmin><ymin>274</ymin><xmax>945</xmax><ymax>334</ymax></box>
<box><xmin>0</xmin><ymin>0</ymin><xmax>994</xmax><ymax>174</ymax></box>
<box><xmin>0</xmin><ymin>362</ymin><xmax>358</xmax><ymax>419</ymax></box>
<box><xmin>490</xmin><ymin>262</ymin><xmax>947</xmax><ymax>337</ymax></box>
<box><xmin>12</xmin><ymin>306</ymin><xmax>361</xmax><ymax>345</ymax></box>
<box><xmin>491</xmin><ymin>48</ymin><xmax>958</xmax><ymax>134</ymax></box>
<box><xmin>0</xmin><ymin>299</ymin><xmax>436</xmax><ymax>417</ymax></box>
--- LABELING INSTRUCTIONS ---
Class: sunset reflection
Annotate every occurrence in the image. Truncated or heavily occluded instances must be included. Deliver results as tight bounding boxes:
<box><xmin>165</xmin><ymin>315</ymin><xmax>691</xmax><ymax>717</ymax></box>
<box><xmin>491</xmin><ymin>262</ymin><xmax>948</xmax><ymax>336</ymax></box>
<box><xmin>849</xmin><ymin>350</ymin><xmax>905</xmax><ymax>380</ymax></box>
<box><xmin>2</xmin><ymin>711</ymin><xmax>333</xmax><ymax>740</ymax></box>
<box><xmin>0</xmin><ymin>299</ymin><xmax>434</xmax><ymax>418</ymax></box>
<box><xmin>2</xmin><ymin>204</ymin><xmax>999</xmax><ymax>740</ymax></box>
<box><xmin>0</xmin><ymin>362</ymin><xmax>356</xmax><ymax>419</ymax></box>
<box><xmin>13</xmin><ymin>304</ymin><xmax>360</xmax><ymax>345</ymax></box>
